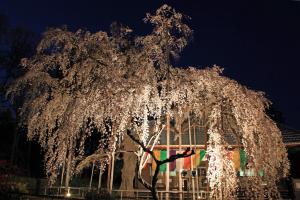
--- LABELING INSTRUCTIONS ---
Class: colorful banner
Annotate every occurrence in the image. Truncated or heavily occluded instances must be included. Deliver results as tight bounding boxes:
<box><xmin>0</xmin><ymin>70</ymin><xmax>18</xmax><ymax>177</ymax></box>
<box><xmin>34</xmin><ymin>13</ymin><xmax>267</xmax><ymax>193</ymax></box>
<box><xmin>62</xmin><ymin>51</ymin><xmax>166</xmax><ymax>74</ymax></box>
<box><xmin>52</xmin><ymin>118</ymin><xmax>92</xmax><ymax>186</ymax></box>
<box><xmin>191</xmin><ymin>153</ymin><xmax>195</xmax><ymax>169</ymax></box>
<box><xmin>160</xmin><ymin>150</ymin><xmax>167</xmax><ymax>172</ymax></box>
<box><xmin>195</xmin><ymin>149</ymin><xmax>201</xmax><ymax>167</ymax></box>
<box><xmin>200</xmin><ymin>149</ymin><xmax>206</xmax><ymax>161</ymax></box>
<box><xmin>184</xmin><ymin>156</ymin><xmax>191</xmax><ymax>170</ymax></box>
<box><xmin>150</xmin><ymin>148</ymin><xmax>255</xmax><ymax>179</ymax></box>
<box><xmin>152</xmin><ymin>150</ymin><xmax>160</xmax><ymax>172</ymax></box>
<box><xmin>232</xmin><ymin>149</ymin><xmax>240</xmax><ymax>171</ymax></box>
<box><xmin>150</xmin><ymin>148</ymin><xmax>249</xmax><ymax>174</ymax></box>
<box><xmin>176</xmin><ymin>150</ymin><xmax>182</xmax><ymax>171</ymax></box>
<box><xmin>240</xmin><ymin>149</ymin><xmax>247</xmax><ymax>168</ymax></box>
<box><xmin>170</xmin><ymin>150</ymin><xmax>176</xmax><ymax>171</ymax></box>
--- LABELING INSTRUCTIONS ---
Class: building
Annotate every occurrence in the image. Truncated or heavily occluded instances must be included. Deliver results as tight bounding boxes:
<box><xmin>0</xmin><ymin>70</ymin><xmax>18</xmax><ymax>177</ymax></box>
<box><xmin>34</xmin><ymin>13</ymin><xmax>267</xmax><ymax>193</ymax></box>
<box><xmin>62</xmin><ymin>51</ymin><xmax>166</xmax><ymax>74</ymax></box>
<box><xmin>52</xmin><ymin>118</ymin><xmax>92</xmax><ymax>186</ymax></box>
<box><xmin>113</xmin><ymin>121</ymin><xmax>300</xmax><ymax>199</ymax></box>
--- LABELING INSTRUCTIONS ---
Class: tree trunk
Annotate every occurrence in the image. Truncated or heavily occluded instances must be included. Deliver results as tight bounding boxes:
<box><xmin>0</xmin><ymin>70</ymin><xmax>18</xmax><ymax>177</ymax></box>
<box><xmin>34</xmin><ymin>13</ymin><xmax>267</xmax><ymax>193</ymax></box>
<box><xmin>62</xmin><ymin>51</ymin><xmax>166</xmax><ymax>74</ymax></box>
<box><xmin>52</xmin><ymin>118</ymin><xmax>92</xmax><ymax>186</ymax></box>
<box><xmin>120</xmin><ymin>152</ymin><xmax>137</xmax><ymax>197</ymax></box>
<box><xmin>120</xmin><ymin>134</ymin><xmax>138</xmax><ymax>197</ymax></box>
<box><xmin>151</xmin><ymin>165</ymin><xmax>160</xmax><ymax>200</ymax></box>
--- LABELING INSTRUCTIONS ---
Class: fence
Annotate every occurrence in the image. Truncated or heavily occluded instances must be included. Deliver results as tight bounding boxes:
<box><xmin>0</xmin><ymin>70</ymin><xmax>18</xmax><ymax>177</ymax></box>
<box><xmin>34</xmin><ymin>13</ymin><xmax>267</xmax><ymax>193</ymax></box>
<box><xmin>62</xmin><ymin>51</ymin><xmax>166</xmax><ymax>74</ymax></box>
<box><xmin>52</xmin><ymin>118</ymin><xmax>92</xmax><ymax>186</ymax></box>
<box><xmin>44</xmin><ymin>187</ymin><xmax>208</xmax><ymax>199</ymax></box>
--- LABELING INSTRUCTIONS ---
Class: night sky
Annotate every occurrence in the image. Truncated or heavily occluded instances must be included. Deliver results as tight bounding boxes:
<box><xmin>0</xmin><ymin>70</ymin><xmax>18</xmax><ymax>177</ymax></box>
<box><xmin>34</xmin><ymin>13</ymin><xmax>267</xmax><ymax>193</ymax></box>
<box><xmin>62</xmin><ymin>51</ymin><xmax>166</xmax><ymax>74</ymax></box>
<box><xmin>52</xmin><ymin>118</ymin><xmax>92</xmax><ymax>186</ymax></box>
<box><xmin>1</xmin><ymin>0</ymin><xmax>300</xmax><ymax>129</ymax></box>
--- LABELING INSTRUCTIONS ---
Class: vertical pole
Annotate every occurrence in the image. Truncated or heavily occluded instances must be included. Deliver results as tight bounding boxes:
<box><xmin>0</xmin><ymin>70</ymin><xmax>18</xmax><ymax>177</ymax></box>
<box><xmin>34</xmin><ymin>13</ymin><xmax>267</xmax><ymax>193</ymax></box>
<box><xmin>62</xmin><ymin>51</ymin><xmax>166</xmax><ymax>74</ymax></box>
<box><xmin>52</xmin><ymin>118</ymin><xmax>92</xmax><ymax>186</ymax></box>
<box><xmin>108</xmin><ymin>125</ymin><xmax>115</xmax><ymax>194</ymax></box>
<box><xmin>60</xmin><ymin>162</ymin><xmax>65</xmax><ymax>194</ymax></box>
<box><xmin>166</xmin><ymin>114</ymin><xmax>170</xmax><ymax>200</ymax></box>
<box><xmin>65</xmin><ymin>139</ymin><xmax>73</xmax><ymax>193</ymax></box>
<box><xmin>204</xmin><ymin>120</ymin><xmax>209</xmax><ymax>197</ymax></box>
<box><xmin>89</xmin><ymin>162</ymin><xmax>95</xmax><ymax>190</ymax></box>
<box><xmin>109</xmin><ymin>153</ymin><xmax>115</xmax><ymax>193</ymax></box>
<box><xmin>178</xmin><ymin>119</ymin><xmax>183</xmax><ymax>200</ymax></box>
<box><xmin>194</xmin><ymin>126</ymin><xmax>200</xmax><ymax>199</ymax></box>
<box><xmin>98</xmin><ymin>165</ymin><xmax>102</xmax><ymax>192</ymax></box>
<box><xmin>107</xmin><ymin>158</ymin><xmax>112</xmax><ymax>190</ymax></box>
<box><xmin>188</xmin><ymin>114</ymin><xmax>196</xmax><ymax>200</ymax></box>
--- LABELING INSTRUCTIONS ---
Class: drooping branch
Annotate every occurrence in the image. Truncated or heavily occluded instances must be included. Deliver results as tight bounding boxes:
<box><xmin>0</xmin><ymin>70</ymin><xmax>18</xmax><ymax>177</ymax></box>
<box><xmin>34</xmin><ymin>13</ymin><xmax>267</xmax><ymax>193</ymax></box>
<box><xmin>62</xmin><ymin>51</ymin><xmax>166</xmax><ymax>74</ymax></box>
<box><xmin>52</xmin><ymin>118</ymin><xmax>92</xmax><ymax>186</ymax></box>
<box><xmin>126</xmin><ymin>129</ymin><xmax>158</xmax><ymax>162</ymax></box>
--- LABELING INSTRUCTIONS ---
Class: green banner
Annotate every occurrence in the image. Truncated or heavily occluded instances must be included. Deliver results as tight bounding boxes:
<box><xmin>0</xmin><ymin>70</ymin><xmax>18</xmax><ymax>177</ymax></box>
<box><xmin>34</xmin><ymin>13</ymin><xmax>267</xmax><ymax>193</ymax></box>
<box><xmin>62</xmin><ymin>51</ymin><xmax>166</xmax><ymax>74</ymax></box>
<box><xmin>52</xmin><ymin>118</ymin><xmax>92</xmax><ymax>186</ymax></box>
<box><xmin>160</xmin><ymin>150</ymin><xmax>167</xmax><ymax>172</ymax></box>
<box><xmin>200</xmin><ymin>149</ymin><xmax>206</xmax><ymax>161</ymax></box>
<box><xmin>240</xmin><ymin>149</ymin><xmax>247</xmax><ymax>168</ymax></box>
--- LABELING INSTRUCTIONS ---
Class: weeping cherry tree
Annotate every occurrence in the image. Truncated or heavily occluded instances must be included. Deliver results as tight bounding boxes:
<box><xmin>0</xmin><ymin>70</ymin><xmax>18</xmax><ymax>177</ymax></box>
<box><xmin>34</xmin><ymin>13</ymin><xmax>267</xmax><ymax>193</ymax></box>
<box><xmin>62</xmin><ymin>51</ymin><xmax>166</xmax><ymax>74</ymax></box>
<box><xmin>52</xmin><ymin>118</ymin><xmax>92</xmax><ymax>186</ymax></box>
<box><xmin>7</xmin><ymin>5</ymin><xmax>289</xmax><ymax>200</ymax></box>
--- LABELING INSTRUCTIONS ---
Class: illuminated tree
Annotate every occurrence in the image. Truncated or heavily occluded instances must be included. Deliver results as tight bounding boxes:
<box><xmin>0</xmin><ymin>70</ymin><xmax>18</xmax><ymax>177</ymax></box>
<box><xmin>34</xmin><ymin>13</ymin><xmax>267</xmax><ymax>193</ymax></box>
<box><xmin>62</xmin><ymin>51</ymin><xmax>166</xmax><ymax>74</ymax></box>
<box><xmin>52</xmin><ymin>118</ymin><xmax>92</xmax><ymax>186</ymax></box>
<box><xmin>7</xmin><ymin>5</ymin><xmax>289</xmax><ymax>200</ymax></box>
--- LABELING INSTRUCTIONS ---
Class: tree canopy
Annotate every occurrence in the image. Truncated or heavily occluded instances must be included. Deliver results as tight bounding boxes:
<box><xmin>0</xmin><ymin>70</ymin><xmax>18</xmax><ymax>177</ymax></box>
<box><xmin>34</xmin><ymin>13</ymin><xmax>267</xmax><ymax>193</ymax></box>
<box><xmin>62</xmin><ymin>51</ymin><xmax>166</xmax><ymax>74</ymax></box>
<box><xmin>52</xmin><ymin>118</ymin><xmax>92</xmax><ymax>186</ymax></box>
<box><xmin>7</xmin><ymin>5</ymin><xmax>289</xmax><ymax>199</ymax></box>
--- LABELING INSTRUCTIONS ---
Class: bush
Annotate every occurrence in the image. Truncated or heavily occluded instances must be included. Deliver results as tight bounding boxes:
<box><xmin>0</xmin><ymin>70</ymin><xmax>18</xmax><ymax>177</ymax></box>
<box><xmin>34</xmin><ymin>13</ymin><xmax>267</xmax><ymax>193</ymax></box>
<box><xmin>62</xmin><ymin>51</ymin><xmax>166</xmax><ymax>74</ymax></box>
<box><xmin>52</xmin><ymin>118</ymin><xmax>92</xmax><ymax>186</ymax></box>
<box><xmin>0</xmin><ymin>161</ymin><xmax>28</xmax><ymax>194</ymax></box>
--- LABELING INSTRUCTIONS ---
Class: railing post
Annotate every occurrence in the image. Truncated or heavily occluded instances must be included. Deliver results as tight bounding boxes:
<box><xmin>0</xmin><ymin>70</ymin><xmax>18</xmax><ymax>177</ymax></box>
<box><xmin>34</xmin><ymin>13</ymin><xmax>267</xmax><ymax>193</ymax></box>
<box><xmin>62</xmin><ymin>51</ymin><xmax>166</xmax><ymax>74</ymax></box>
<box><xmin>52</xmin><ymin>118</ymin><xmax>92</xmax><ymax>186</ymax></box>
<box><xmin>98</xmin><ymin>166</ymin><xmax>102</xmax><ymax>192</ymax></box>
<box><xmin>89</xmin><ymin>162</ymin><xmax>95</xmax><ymax>190</ymax></box>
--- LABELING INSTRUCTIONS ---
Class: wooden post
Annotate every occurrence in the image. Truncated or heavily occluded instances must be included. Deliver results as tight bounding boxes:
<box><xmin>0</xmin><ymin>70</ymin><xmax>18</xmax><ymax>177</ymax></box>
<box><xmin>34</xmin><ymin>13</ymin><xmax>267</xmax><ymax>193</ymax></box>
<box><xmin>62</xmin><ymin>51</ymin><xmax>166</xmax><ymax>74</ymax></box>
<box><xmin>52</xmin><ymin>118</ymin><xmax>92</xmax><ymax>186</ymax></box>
<box><xmin>89</xmin><ymin>162</ymin><xmax>95</xmax><ymax>190</ymax></box>
<box><xmin>166</xmin><ymin>114</ymin><xmax>170</xmax><ymax>200</ymax></box>
<box><xmin>65</xmin><ymin>139</ymin><xmax>73</xmax><ymax>193</ymax></box>
<box><xmin>178</xmin><ymin>119</ymin><xmax>183</xmax><ymax>200</ymax></box>
<box><xmin>188</xmin><ymin>115</ymin><xmax>196</xmax><ymax>200</ymax></box>
<box><xmin>109</xmin><ymin>153</ymin><xmax>115</xmax><ymax>193</ymax></box>
<box><xmin>108</xmin><ymin>126</ymin><xmax>115</xmax><ymax>194</ymax></box>
<box><xmin>60</xmin><ymin>162</ymin><xmax>65</xmax><ymax>194</ymax></box>
<box><xmin>107</xmin><ymin>158</ymin><xmax>111</xmax><ymax>190</ymax></box>
<box><xmin>194</xmin><ymin>125</ymin><xmax>200</xmax><ymax>199</ymax></box>
<box><xmin>98</xmin><ymin>165</ymin><xmax>102</xmax><ymax>192</ymax></box>
<box><xmin>204</xmin><ymin>120</ymin><xmax>209</xmax><ymax>196</ymax></box>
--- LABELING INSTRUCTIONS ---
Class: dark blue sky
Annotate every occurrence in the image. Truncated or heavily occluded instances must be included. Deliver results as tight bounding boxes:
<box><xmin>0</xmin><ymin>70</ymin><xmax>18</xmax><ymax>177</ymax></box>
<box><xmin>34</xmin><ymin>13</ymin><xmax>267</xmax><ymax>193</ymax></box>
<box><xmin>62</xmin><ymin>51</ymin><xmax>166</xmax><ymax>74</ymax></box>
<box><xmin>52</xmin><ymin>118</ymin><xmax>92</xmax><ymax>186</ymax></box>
<box><xmin>1</xmin><ymin>0</ymin><xmax>300</xmax><ymax>129</ymax></box>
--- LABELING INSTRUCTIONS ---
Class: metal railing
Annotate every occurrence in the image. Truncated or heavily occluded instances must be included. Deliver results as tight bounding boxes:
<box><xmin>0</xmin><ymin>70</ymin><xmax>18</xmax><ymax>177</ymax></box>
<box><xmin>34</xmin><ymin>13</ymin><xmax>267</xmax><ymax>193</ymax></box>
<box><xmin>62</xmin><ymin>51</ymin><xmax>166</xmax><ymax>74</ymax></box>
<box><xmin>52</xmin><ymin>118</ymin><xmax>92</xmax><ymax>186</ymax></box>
<box><xmin>43</xmin><ymin>186</ymin><xmax>291</xmax><ymax>200</ymax></box>
<box><xmin>43</xmin><ymin>187</ymin><xmax>209</xmax><ymax>199</ymax></box>
<box><xmin>44</xmin><ymin>186</ymin><xmax>95</xmax><ymax>198</ymax></box>
<box><xmin>111</xmin><ymin>189</ymin><xmax>208</xmax><ymax>200</ymax></box>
